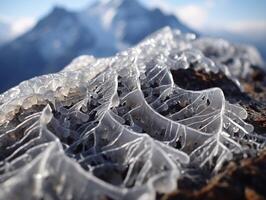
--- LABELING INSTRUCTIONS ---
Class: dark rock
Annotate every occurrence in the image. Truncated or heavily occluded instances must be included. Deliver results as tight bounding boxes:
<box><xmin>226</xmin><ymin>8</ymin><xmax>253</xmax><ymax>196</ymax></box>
<box><xmin>162</xmin><ymin>66</ymin><xmax>266</xmax><ymax>200</ymax></box>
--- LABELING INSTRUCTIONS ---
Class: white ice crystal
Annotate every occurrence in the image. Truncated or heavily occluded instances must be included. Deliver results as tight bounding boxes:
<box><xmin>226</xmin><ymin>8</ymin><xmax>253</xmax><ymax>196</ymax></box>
<box><xmin>0</xmin><ymin>27</ymin><xmax>265</xmax><ymax>200</ymax></box>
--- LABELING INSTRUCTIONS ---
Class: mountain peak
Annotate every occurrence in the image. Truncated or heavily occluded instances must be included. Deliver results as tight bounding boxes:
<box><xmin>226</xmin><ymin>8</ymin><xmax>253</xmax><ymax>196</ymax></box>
<box><xmin>52</xmin><ymin>5</ymin><xmax>67</xmax><ymax>14</ymax></box>
<box><xmin>117</xmin><ymin>0</ymin><xmax>143</xmax><ymax>9</ymax></box>
<box><xmin>34</xmin><ymin>5</ymin><xmax>74</xmax><ymax>29</ymax></box>
<box><xmin>93</xmin><ymin>0</ymin><xmax>142</xmax><ymax>9</ymax></box>
<box><xmin>0</xmin><ymin>0</ymin><xmax>196</xmax><ymax>92</ymax></box>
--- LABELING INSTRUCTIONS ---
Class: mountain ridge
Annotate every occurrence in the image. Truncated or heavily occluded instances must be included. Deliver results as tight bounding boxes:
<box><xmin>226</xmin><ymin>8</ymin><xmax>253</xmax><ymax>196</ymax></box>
<box><xmin>0</xmin><ymin>0</ymin><xmax>193</xmax><ymax>92</ymax></box>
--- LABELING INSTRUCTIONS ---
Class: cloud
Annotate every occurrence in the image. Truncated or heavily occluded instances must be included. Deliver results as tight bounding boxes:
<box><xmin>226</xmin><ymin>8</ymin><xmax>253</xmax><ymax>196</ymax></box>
<box><xmin>225</xmin><ymin>21</ymin><xmax>266</xmax><ymax>35</ymax></box>
<box><xmin>10</xmin><ymin>17</ymin><xmax>36</xmax><ymax>36</ymax></box>
<box><xmin>142</xmin><ymin>0</ymin><xmax>210</xmax><ymax>30</ymax></box>
<box><xmin>176</xmin><ymin>5</ymin><xmax>208</xmax><ymax>29</ymax></box>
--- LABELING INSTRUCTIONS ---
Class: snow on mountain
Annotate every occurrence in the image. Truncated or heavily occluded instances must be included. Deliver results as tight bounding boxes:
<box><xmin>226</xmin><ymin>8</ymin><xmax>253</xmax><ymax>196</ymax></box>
<box><xmin>0</xmin><ymin>0</ymin><xmax>195</xmax><ymax>92</ymax></box>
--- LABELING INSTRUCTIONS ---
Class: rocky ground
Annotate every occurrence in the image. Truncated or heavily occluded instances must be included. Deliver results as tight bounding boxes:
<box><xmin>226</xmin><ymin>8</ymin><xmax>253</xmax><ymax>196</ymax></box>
<box><xmin>162</xmin><ymin>66</ymin><xmax>266</xmax><ymax>200</ymax></box>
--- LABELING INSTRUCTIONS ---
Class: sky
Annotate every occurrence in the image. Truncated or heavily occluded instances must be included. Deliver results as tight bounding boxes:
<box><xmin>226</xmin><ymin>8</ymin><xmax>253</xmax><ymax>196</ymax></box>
<box><xmin>0</xmin><ymin>0</ymin><xmax>265</xmax><ymax>37</ymax></box>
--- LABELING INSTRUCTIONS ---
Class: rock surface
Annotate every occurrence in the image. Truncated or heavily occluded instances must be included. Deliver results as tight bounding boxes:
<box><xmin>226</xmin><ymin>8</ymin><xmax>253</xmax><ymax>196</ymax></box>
<box><xmin>163</xmin><ymin>65</ymin><xmax>266</xmax><ymax>200</ymax></box>
<box><xmin>163</xmin><ymin>150</ymin><xmax>266</xmax><ymax>200</ymax></box>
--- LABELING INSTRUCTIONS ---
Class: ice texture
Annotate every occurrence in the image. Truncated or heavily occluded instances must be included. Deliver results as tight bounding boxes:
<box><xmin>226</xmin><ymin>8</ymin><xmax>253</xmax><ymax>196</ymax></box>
<box><xmin>0</xmin><ymin>27</ymin><xmax>265</xmax><ymax>200</ymax></box>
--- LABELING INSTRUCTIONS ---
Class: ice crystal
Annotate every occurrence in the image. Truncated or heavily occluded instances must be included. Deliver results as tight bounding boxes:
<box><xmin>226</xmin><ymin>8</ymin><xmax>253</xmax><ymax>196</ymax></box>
<box><xmin>0</xmin><ymin>27</ymin><xmax>265</xmax><ymax>200</ymax></box>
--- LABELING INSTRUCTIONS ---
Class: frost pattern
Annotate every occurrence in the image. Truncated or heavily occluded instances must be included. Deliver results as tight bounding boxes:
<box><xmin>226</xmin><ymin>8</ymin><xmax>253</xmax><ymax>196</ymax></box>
<box><xmin>0</xmin><ymin>27</ymin><xmax>265</xmax><ymax>200</ymax></box>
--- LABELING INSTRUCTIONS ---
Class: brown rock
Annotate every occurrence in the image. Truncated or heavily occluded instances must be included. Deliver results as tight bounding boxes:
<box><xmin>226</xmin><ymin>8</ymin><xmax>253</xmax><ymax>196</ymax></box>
<box><xmin>162</xmin><ymin>66</ymin><xmax>266</xmax><ymax>200</ymax></box>
<box><xmin>162</xmin><ymin>150</ymin><xmax>266</xmax><ymax>200</ymax></box>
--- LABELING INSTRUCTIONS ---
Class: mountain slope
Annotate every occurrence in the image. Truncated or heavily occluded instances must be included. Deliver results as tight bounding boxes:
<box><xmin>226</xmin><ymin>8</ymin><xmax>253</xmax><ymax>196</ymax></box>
<box><xmin>87</xmin><ymin>0</ymin><xmax>194</xmax><ymax>45</ymax></box>
<box><xmin>0</xmin><ymin>0</ymin><xmax>195</xmax><ymax>92</ymax></box>
<box><xmin>0</xmin><ymin>7</ymin><xmax>96</xmax><ymax>92</ymax></box>
<box><xmin>0</xmin><ymin>21</ymin><xmax>13</xmax><ymax>45</ymax></box>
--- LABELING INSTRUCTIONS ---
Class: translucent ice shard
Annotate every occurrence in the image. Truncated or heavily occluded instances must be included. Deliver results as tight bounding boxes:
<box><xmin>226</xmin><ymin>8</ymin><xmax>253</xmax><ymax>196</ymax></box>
<box><xmin>0</xmin><ymin>27</ymin><xmax>265</xmax><ymax>200</ymax></box>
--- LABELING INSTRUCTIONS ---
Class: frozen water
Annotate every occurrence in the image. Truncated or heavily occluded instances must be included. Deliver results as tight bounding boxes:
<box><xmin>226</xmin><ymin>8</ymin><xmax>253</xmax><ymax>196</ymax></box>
<box><xmin>0</xmin><ymin>27</ymin><xmax>265</xmax><ymax>200</ymax></box>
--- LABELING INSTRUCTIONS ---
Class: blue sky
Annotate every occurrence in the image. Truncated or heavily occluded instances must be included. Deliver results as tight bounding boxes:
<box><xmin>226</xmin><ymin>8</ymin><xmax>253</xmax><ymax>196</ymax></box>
<box><xmin>0</xmin><ymin>0</ymin><xmax>265</xmax><ymax>37</ymax></box>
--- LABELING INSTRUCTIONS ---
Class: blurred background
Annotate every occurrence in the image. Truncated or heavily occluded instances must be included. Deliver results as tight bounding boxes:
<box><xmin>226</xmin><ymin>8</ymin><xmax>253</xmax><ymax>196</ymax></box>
<box><xmin>0</xmin><ymin>0</ymin><xmax>265</xmax><ymax>92</ymax></box>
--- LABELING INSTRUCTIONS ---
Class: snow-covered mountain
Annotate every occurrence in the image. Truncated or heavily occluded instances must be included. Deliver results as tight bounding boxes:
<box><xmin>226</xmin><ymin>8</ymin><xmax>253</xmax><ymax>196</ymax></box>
<box><xmin>0</xmin><ymin>0</ymin><xmax>195</xmax><ymax>92</ymax></box>
<box><xmin>85</xmin><ymin>0</ymin><xmax>193</xmax><ymax>46</ymax></box>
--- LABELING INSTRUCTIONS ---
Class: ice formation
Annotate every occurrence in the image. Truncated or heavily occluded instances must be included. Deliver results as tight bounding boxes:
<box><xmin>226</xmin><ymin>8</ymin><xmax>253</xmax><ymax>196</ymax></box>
<box><xmin>0</xmin><ymin>27</ymin><xmax>265</xmax><ymax>200</ymax></box>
